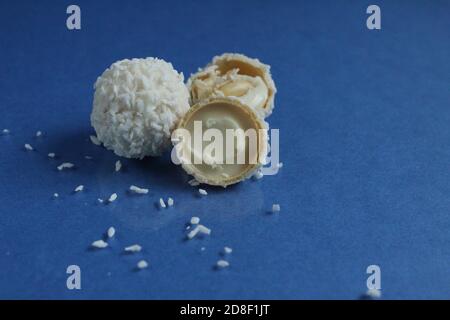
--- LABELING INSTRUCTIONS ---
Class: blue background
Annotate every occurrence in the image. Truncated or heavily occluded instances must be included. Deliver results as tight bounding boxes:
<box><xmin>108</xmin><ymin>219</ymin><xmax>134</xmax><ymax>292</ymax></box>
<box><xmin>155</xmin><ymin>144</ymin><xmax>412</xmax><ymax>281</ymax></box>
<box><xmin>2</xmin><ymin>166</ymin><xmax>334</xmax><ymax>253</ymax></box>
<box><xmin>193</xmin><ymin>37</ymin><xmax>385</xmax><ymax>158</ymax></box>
<box><xmin>0</xmin><ymin>0</ymin><xmax>449</xmax><ymax>299</ymax></box>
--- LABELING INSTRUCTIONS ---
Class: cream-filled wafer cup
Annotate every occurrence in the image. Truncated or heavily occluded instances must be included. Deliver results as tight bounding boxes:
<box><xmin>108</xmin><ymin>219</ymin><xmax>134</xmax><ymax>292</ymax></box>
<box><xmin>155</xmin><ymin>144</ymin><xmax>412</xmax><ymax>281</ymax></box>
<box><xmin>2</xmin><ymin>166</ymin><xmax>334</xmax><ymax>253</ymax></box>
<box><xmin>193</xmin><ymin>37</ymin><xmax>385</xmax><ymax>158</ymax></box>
<box><xmin>172</xmin><ymin>98</ymin><xmax>268</xmax><ymax>187</ymax></box>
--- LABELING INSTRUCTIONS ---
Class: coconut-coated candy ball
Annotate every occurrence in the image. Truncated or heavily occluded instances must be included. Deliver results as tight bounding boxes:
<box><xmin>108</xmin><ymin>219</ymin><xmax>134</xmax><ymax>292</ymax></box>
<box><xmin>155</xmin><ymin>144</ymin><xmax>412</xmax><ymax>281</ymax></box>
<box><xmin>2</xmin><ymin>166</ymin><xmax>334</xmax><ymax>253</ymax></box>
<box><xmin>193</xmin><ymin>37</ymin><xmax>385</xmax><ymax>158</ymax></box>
<box><xmin>91</xmin><ymin>57</ymin><xmax>190</xmax><ymax>159</ymax></box>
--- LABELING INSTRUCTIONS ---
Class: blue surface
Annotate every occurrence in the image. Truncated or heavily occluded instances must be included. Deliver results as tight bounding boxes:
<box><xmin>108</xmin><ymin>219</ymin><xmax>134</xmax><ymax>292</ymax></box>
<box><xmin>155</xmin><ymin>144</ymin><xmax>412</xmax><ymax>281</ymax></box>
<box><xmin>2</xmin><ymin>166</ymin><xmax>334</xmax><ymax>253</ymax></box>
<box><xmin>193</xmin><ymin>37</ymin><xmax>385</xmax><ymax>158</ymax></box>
<box><xmin>0</xmin><ymin>0</ymin><xmax>449</xmax><ymax>299</ymax></box>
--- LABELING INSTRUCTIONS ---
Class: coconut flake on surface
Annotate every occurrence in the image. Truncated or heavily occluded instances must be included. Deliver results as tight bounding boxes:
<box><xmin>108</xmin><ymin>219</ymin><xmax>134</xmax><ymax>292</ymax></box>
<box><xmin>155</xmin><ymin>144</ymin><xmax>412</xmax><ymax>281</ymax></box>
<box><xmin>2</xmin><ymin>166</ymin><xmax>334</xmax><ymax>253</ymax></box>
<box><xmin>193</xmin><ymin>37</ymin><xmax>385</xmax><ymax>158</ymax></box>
<box><xmin>124</xmin><ymin>244</ymin><xmax>142</xmax><ymax>253</ymax></box>
<box><xmin>224</xmin><ymin>246</ymin><xmax>233</xmax><ymax>254</ymax></box>
<box><xmin>53</xmin><ymin>193</ymin><xmax>59</xmax><ymax>198</ymax></box>
<box><xmin>187</xmin><ymin>227</ymin><xmax>200</xmax><ymax>240</ymax></box>
<box><xmin>57</xmin><ymin>162</ymin><xmax>74</xmax><ymax>171</ymax></box>
<box><xmin>272</xmin><ymin>204</ymin><xmax>280</xmax><ymax>213</ymax></box>
<box><xmin>115</xmin><ymin>160</ymin><xmax>122</xmax><ymax>172</ymax></box>
<box><xmin>90</xmin><ymin>135</ymin><xmax>101</xmax><ymax>146</ymax></box>
<box><xmin>190</xmin><ymin>216</ymin><xmax>200</xmax><ymax>225</ymax></box>
<box><xmin>198</xmin><ymin>188</ymin><xmax>207</xmax><ymax>196</ymax></box>
<box><xmin>108</xmin><ymin>193</ymin><xmax>118</xmax><ymax>203</ymax></box>
<box><xmin>167</xmin><ymin>197</ymin><xmax>174</xmax><ymax>206</ymax></box>
<box><xmin>97</xmin><ymin>198</ymin><xmax>104</xmax><ymax>203</ymax></box>
<box><xmin>36</xmin><ymin>131</ymin><xmax>42</xmax><ymax>137</ymax></box>
<box><xmin>365</xmin><ymin>289</ymin><xmax>382</xmax><ymax>299</ymax></box>
<box><xmin>187</xmin><ymin>224</ymin><xmax>211</xmax><ymax>239</ymax></box>
<box><xmin>85</xmin><ymin>155</ymin><xmax>93</xmax><ymax>160</ymax></box>
<box><xmin>91</xmin><ymin>240</ymin><xmax>108</xmax><ymax>249</ymax></box>
<box><xmin>74</xmin><ymin>185</ymin><xmax>84</xmax><ymax>192</ymax></box>
<box><xmin>2</xmin><ymin>129</ymin><xmax>9</xmax><ymax>134</ymax></box>
<box><xmin>188</xmin><ymin>179</ymin><xmax>200</xmax><ymax>186</ymax></box>
<box><xmin>129</xmin><ymin>185</ymin><xmax>149</xmax><ymax>194</ymax></box>
<box><xmin>253</xmin><ymin>170</ymin><xmax>264</xmax><ymax>180</ymax></box>
<box><xmin>216</xmin><ymin>260</ymin><xmax>230</xmax><ymax>268</ymax></box>
<box><xmin>107</xmin><ymin>227</ymin><xmax>115</xmax><ymax>238</ymax></box>
<box><xmin>24</xmin><ymin>143</ymin><xmax>33</xmax><ymax>151</ymax></box>
<box><xmin>159</xmin><ymin>198</ymin><xmax>166</xmax><ymax>208</ymax></box>
<box><xmin>48</xmin><ymin>152</ymin><xmax>56</xmax><ymax>158</ymax></box>
<box><xmin>137</xmin><ymin>260</ymin><xmax>148</xmax><ymax>269</ymax></box>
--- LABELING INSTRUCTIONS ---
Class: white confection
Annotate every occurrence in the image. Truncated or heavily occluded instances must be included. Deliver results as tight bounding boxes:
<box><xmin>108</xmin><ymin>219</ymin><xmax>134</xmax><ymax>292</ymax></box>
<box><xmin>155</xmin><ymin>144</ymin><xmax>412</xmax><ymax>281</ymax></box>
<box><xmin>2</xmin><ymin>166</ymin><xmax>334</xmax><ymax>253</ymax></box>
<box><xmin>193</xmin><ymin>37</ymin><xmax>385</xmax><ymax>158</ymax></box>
<box><xmin>167</xmin><ymin>197</ymin><xmax>174</xmax><ymax>206</ymax></box>
<box><xmin>91</xmin><ymin>58</ymin><xmax>190</xmax><ymax>158</ymax></box>
<box><xmin>48</xmin><ymin>153</ymin><xmax>56</xmax><ymax>158</ymax></box>
<box><xmin>198</xmin><ymin>189</ymin><xmax>207</xmax><ymax>196</ymax></box>
<box><xmin>159</xmin><ymin>198</ymin><xmax>166</xmax><ymax>208</ymax></box>
<box><xmin>24</xmin><ymin>143</ymin><xmax>33</xmax><ymax>151</ymax></box>
<box><xmin>74</xmin><ymin>185</ymin><xmax>84</xmax><ymax>192</ymax></box>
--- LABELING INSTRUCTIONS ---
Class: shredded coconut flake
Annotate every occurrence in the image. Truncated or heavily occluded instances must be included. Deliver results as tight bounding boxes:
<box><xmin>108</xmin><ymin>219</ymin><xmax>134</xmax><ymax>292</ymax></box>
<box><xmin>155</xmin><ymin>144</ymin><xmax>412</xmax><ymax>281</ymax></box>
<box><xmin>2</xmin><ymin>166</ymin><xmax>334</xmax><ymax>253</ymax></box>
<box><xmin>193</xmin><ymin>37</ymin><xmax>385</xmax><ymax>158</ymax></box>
<box><xmin>53</xmin><ymin>193</ymin><xmax>59</xmax><ymax>198</ymax></box>
<box><xmin>253</xmin><ymin>170</ymin><xmax>264</xmax><ymax>180</ymax></box>
<box><xmin>216</xmin><ymin>260</ymin><xmax>230</xmax><ymax>268</ymax></box>
<box><xmin>115</xmin><ymin>160</ymin><xmax>122</xmax><ymax>172</ymax></box>
<box><xmin>365</xmin><ymin>289</ymin><xmax>382</xmax><ymax>299</ymax></box>
<box><xmin>124</xmin><ymin>244</ymin><xmax>142</xmax><ymax>253</ymax></box>
<box><xmin>129</xmin><ymin>185</ymin><xmax>149</xmax><ymax>194</ymax></box>
<box><xmin>90</xmin><ymin>135</ymin><xmax>101</xmax><ymax>146</ymax></box>
<box><xmin>2</xmin><ymin>129</ymin><xmax>9</xmax><ymax>134</ymax></box>
<box><xmin>97</xmin><ymin>198</ymin><xmax>104</xmax><ymax>203</ymax></box>
<box><xmin>57</xmin><ymin>162</ymin><xmax>74</xmax><ymax>171</ymax></box>
<box><xmin>107</xmin><ymin>227</ymin><xmax>115</xmax><ymax>238</ymax></box>
<box><xmin>36</xmin><ymin>131</ymin><xmax>42</xmax><ymax>137</ymax></box>
<box><xmin>159</xmin><ymin>198</ymin><xmax>166</xmax><ymax>208</ymax></box>
<box><xmin>224</xmin><ymin>246</ymin><xmax>233</xmax><ymax>254</ymax></box>
<box><xmin>91</xmin><ymin>240</ymin><xmax>108</xmax><ymax>249</ymax></box>
<box><xmin>108</xmin><ymin>193</ymin><xmax>118</xmax><ymax>202</ymax></box>
<box><xmin>74</xmin><ymin>185</ymin><xmax>84</xmax><ymax>192</ymax></box>
<box><xmin>198</xmin><ymin>224</ymin><xmax>211</xmax><ymax>235</ymax></box>
<box><xmin>272</xmin><ymin>204</ymin><xmax>281</xmax><ymax>213</ymax></box>
<box><xmin>137</xmin><ymin>260</ymin><xmax>148</xmax><ymax>269</ymax></box>
<box><xmin>190</xmin><ymin>216</ymin><xmax>200</xmax><ymax>225</ymax></box>
<box><xmin>188</xmin><ymin>179</ymin><xmax>200</xmax><ymax>186</ymax></box>
<box><xmin>187</xmin><ymin>227</ymin><xmax>200</xmax><ymax>239</ymax></box>
<box><xmin>48</xmin><ymin>152</ymin><xmax>55</xmax><ymax>158</ymax></box>
<box><xmin>198</xmin><ymin>188</ymin><xmax>208</xmax><ymax>196</ymax></box>
<box><xmin>167</xmin><ymin>197</ymin><xmax>174</xmax><ymax>206</ymax></box>
<box><xmin>187</xmin><ymin>224</ymin><xmax>211</xmax><ymax>239</ymax></box>
<box><xmin>24</xmin><ymin>143</ymin><xmax>33</xmax><ymax>151</ymax></box>
<box><xmin>277</xmin><ymin>162</ymin><xmax>283</xmax><ymax>169</ymax></box>
<box><xmin>85</xmin><ymin>155</ymin><xmax>93</xmax><ymax>160</ymax></box>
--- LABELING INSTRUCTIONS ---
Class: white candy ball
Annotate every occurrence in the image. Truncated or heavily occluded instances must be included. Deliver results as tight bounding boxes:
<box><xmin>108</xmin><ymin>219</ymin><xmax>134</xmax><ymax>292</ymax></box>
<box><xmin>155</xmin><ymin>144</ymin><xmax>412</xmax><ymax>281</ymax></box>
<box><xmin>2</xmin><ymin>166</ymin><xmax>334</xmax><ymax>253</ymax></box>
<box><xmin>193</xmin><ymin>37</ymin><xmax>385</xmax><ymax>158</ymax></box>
<box><xmin>91</xmin><ymin>58</ymin><xmax>189</xmax><ymax>158</ymax></box>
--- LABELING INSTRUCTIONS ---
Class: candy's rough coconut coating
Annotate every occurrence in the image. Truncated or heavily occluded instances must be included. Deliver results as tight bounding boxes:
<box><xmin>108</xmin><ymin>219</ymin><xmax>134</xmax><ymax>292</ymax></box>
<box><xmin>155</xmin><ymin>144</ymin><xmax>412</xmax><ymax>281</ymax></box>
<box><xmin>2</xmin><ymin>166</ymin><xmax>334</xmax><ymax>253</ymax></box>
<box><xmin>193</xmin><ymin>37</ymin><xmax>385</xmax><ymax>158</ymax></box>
<box><xmin>91</xmin><ymin>58</ymin><xmax>190</xmax><ymax>159</ymax></box>
<box><xmin>188</xmin><ymin>53</ymin><xmax>276</xmax><ymax>118</ymax></box>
